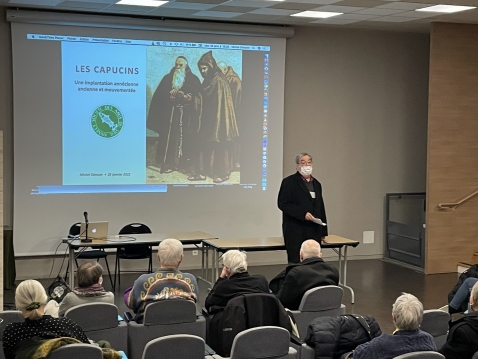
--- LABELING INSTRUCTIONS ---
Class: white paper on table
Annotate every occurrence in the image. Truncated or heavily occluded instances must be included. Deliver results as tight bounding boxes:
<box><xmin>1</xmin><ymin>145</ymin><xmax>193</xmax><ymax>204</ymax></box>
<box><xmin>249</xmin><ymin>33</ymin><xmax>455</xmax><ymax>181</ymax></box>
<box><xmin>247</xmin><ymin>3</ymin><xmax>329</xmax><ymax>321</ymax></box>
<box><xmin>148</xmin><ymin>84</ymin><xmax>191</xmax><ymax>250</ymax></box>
<box><xmin>312</xmin><ymin>217</ymin><xmax>327</xmax><ymax>226</ymax></box>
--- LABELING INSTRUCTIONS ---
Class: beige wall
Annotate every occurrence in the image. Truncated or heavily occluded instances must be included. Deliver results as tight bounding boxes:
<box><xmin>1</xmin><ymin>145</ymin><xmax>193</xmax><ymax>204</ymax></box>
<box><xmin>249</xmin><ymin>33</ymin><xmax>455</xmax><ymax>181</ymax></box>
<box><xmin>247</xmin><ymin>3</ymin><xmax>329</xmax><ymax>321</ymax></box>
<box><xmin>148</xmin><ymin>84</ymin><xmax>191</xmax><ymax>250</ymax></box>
<box><xmin>426</xmin><ymin>22</ymin><xmax>478</xmax><ymax>274</ymax></box>
<box><xmin>0</xmin><ymin>10</ymin><xmax>431</xmax><ymax>278</ymax></box>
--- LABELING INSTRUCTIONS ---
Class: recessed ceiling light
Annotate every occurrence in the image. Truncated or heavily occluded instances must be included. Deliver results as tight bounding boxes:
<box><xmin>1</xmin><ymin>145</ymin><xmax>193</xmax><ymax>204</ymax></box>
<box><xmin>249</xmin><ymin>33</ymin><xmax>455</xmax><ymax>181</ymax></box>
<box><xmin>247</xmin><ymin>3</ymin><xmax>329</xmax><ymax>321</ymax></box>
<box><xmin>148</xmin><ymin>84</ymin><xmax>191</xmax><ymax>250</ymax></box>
<box><xmin>116</xmin><ymin>0</ymin><xmax>169</xmax><ymax>6</ymax></box>
<box><xmin>415</xmin><ymin>4</ymin><xmax>476</xmax><ymax>13</ymax></box>
<box><xmin>291</xmin><ymin>11</ymin><xmax>343</xmax><ymax>18</ymax></box>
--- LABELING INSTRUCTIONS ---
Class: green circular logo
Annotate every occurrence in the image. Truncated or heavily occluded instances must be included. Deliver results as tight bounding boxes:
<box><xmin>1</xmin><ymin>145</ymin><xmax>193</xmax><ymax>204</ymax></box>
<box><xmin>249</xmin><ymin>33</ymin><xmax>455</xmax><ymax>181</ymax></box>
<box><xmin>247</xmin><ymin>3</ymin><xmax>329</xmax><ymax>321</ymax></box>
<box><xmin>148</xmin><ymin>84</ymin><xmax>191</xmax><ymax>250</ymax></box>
<box><xmin>91</xmin><ymin>105</ymin><xmax>124</xmax><ymax>138</ymax></box>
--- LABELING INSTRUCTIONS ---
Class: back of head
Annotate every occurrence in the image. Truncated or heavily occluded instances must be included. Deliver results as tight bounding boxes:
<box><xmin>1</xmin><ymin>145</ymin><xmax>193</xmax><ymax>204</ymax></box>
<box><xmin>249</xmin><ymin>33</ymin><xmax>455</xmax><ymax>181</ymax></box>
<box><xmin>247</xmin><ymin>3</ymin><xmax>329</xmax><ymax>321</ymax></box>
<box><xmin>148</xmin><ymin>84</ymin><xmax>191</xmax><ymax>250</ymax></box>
<box><xmin>300</xmin><ymin>240</ymin><xmax>322</xmax><ymax>260</ymax></box>
<box><xmin>77</xmin><ymin>261</ymin><xmax>103</xmax><ymax>288</ymax></box>
<box><xmin>392</xmin><ymin>293</ymin><xmax>423</xmax><ymax>331</ymax></box>
<box><xmin>471</xmin><ymin>281</ymin><xmax>478</xmax><ymax>310</ymax></box>
<box><xmin>222</xmin><ymin>250</ymin><xmax>247</xmax><ymax>275</ymax></box>
<box><xmin>15</xmin><ymin>280</ymin><xmax>48</xmax><ymax>320</ymax></box>
<box><xmin>158</xmin><ymin>238</ymin><xmax>183</xmax><ymax>266</ymax></box>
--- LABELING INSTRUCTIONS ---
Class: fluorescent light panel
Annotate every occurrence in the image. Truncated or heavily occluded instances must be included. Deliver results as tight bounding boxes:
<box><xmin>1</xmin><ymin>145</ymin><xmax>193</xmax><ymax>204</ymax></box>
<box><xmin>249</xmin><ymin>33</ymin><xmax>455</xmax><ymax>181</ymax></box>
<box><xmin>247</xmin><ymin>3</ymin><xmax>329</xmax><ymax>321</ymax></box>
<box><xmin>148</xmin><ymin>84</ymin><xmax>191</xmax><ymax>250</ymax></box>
<box><xmin>291</xmin><ymin>11</ymin><xmax>342</xmax><ymax>18</ymax></box>
<box><xmin>116</xmin><ymin>0</ymin><xmax>168</xmax><ymax>6</ymax></box>
<box><xmin>415</xmin><ymin>4</ymin><xmax>476</xmax><ymax>13</ymax></box>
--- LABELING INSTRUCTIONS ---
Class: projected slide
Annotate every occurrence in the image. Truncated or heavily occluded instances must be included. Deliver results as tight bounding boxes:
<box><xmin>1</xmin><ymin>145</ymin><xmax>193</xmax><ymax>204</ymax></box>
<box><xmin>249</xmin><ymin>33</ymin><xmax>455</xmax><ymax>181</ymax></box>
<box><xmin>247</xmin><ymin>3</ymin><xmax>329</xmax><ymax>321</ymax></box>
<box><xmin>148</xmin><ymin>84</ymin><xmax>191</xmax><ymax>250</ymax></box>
<box><xmin>29</xmin><ymin>34</ymin><xmax>269</xmax><ymax>193</ymax></box>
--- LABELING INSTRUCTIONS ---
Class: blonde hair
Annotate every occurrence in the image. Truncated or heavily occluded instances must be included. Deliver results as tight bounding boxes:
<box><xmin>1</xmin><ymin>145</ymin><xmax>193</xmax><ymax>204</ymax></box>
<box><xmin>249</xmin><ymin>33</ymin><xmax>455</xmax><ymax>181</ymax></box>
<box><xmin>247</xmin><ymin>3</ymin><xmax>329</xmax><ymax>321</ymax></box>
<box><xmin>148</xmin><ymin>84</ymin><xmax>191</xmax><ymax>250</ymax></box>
<box><xmin>15</xmin><ymin>280</ymin><xmax>48</xmax><ymax>320</ymax></box>
<box><xmin>222</xmin><ymin>250</ymin><xmax>247</xmax><ymax>275</ymax></box>
<box><xmin>392</xmin><ymin>293</ymin><xmax>423</xmax><ymax>331</ymax></box>
<box><xmin>158</xmin><ymin>238</ymin><xmax>183</xmax><ymax>266</ymax></box>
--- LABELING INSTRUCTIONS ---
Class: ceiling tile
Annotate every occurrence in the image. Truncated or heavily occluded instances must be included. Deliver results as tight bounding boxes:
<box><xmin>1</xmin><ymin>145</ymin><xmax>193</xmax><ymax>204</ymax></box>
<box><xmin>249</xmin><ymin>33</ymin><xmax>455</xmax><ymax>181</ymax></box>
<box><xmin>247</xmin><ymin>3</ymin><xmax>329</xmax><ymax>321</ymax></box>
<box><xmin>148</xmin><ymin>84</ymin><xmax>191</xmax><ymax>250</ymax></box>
<box><xmin>281</xmin><ymin>0</ymin><xmax>341</xmax><ymax>4</ymax></box>
<box><xmin>366</xmin><ymin>15</ymin><xmax>417</xmax><ymax>21</ymax></box>
<box><xmin>375</xmin><ymin>2</ymin><xmax>433</xmax><ymax>10</ymax></box>
<box><xmin>209</xmin><ymin>4</ymin><xmax>256</xmax><ymax>11</ymax></box>
<box><xmin>311</xmin><ymin>17</ymin><xmax>364</xmax><ymax>24</ymax></box>
<box><xmin>9</xmin><ymin>0</ymin><xmax>62</xmax><ymax>4</ymax></box>
<box><xmin>174</xmin><ymin>0</ymin><xmax>227</xmax><ymax>5</ymax></box>
<box><xmin>391</xmin><ymin>10</ymin><xmax>439</xmax><ymax>18</ymax></box>
<box><xmin>233</xmin><ymin>12</ymin><xmax>283</xmax><ymax>19</ymax></box>
<box><xmin>354</xmin><ymin>7</ymin><xmax>408</xmax><ymax>15</ymax></box>
<box><xmin>334</xmin><ymin>0</ymin><xmax>388</xmax><ymax>6</ymax></box>
<box><xmin>160</xmin><ymin>1</ymin><xmax>216</xmax><ymax>10</ymax></box>
<box><xmin>311</xmin><ymin>5</ymin><xmax>365</xmax><ymax>12</ymax></box>
<box><xmin>249</xmin><ymin>7</ymin><xmax>296</xmax><ymax>14</ymax></box>
<box><xmin>220</xmin><ymin>0</ymin><xmax>278</xmax><ymax>7</ymax></box>
<box><xmin>192</xmin><ymin>9</ymin><xmax>243</xmax><ymax>17</ymax></box>
<box><xmin>57</xmin><ymin>1</ymin><xmax>110</xmax><ymax>9</ymax></box>
<box><xmin>337</xmin><ymin>13</ymin><xmax>380</xmax><ymax>20</ymax></box>
<box><xmin>269</xmin><ymin>2</ymin><xmax>319</xmax><ymax>10</ymax></box>
<box><xmin>147</xmin><ymin>7</ymin><xmax>199</xmax><ymax>15</ymax></box>
<box><xmin>59</xmin><ymin>0</ymin><xmax>116</xmax><ymax>3</ymax></box>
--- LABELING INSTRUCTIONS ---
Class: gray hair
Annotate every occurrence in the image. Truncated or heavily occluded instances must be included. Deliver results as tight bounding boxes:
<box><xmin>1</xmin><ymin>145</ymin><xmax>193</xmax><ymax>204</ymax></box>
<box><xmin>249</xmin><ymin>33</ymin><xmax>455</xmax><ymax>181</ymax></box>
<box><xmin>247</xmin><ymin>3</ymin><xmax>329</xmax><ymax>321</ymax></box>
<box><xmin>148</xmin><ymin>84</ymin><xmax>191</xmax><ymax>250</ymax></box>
<box><xmin>300</xmin><ymin>240</ymin><xmax>322</xmax><ymax>259</ymax></box>
<box><xmin>392</xmin><ymin>293</ymin><xmax>423</xmax><ymax>331</ymax></box>
<box><xmin>222</xmin><ymin>250</ymin><xmax>248</xmax><ymax>275</ymax></box>
<box><xmin>158</xmin><ymin>238</ymin><xmax>183</xmax><ymax>266</ymax></box>
<box><xmin>295</xmin><ymin>153</ymin><xmax>313</xmax><ymax>164</ymax></box>
<box><xmin>15</xmin><ymin>280</ymin><xmax>48</xmax><ymax>320</ymax></box>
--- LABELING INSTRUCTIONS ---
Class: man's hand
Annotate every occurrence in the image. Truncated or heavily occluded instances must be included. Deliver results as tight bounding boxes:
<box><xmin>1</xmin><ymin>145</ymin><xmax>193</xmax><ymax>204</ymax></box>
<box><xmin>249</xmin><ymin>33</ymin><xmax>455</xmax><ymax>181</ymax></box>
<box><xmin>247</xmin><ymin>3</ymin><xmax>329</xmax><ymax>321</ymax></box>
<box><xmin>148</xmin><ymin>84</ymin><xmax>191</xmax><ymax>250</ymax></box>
<box><xmin>220</xmin><ymin>266</ymin><xmax>231</xmax><ymax>279</ymax></box>
<box><xmin>305</xmin><ymin>212</ymin><xmax>314</xmax><ymax>221</ymax></box>
<box><xmin>321</xmin><ymin>236</ymin><xmax>327</xmax><ymax>243</ymax></box>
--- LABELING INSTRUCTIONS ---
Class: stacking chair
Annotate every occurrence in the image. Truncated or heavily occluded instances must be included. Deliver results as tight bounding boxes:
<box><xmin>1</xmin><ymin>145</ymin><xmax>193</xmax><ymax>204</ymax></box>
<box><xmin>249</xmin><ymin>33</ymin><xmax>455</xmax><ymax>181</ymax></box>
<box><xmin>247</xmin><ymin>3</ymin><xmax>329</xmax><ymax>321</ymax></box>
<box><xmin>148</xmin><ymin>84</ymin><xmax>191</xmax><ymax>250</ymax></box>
<box><xmin>213</xmin><ymin>326</ymin><xmax>297</xmax><ymax>359</ymax></box>
<box><xmin>289</xmin><ymin>285</ymin><xmax>346</xmax><ymax>339</ymax></box>
<box><xmin>420</xmin><ymin>310</ymin><xmax>450</xmax><ymax>350</ymax></box>
<box><xmin>115</xmin><ymin>223</ymin><xmax>153</xmax><ymax>289</ymax></box>
<box><xmin>0</xmin><ymin>311</ymin><xmax>24</xmax><ymax>359</ymax></box>
<box><xmin>65</xmin><ymin>222</ymin><xmax>114</xmax><ymax>288</ymax></box>
<box><xmin>64</xmin><ymin>303</ymin><xmax>127</xmax><ymax>353</ymax></box>
<box><xmin>143</xmin><ymin>334</ymin><xmax>215</xmax><ymax>359</ymax></box>
<box><xmin>46</xmin><ymin>344</ymin><xmax>103</xmax><ymax>359</ymax></box>
<box><xmin>127</xmin><ymin>300</ymin><xmax>206</xmax><ymax>359</ymax></box>
<box><xmin>393</xmin><ymin>352</ymin><xmax>445</xmax><ymax>359</ymax></box>
<box><xmin>472</xmin><ymin>352</ymin><xmax>478</xmax><ymax>359</ymax></box>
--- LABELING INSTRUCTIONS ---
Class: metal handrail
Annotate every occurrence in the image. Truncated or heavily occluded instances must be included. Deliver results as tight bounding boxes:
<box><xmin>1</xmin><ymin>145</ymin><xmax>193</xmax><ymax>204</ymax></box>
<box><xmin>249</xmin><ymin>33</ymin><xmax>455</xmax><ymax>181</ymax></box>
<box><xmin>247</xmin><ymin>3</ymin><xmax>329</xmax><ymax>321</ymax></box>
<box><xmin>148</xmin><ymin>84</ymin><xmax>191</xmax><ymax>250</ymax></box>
<box><xmin>437</xmin><ymin>189</ymin><xmax>478</xmax><ymax>210</ymax></box>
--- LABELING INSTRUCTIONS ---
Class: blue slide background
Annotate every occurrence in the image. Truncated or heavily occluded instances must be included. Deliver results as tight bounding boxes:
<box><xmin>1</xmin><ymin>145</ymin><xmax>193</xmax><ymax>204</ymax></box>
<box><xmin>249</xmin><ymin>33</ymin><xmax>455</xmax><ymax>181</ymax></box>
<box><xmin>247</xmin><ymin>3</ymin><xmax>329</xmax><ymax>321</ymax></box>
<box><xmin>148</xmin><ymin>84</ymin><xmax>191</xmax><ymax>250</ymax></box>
<box><xmin>62</xmin><ymin>42</ymin><xmax>146</xmax><ymax>185</ymax></box>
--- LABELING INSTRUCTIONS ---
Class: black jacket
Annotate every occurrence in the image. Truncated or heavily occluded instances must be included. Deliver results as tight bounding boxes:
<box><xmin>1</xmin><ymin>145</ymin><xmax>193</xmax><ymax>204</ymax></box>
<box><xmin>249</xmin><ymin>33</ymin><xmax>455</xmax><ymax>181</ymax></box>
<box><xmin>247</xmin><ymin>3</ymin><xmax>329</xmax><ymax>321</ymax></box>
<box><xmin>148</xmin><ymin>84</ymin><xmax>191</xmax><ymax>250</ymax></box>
<box><xmin>205</xmin><ymin>272</ymin><xmax>269</xmax><ymax>312</ymax></box>
<box><xmin>278</xmin><ymin>172</ymin><xmax>327</xmax><ymax>263</ymax></box>
<box><xmin>208</xmin><ymin>293</ymin><xmax>292</xmax><ymax>357</ymax></box>
<box><xmin>270</xmin><ymin>257</ymin><xmax>339</xmax><ymax>310</ymax></box>
<box><xmin>305</xmin><ymin>314</ymin><xmax>381</xmax><ymax>359</ymax></box>
<box><xmin>439</xmin><ymin>311</ymin><xmax>478</xmax><ymax>359</ymax></box>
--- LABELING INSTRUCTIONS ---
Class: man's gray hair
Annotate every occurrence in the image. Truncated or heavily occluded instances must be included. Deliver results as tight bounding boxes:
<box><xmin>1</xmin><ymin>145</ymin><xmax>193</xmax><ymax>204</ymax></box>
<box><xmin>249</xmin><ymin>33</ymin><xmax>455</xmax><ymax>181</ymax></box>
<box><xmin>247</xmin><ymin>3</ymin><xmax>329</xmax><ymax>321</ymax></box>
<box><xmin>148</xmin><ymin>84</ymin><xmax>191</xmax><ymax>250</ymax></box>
<box><xmin>300</xmin><ymin>240</ymin><xmax>322</xmax><ymax>259</ymax></box>
<box><xmin>392</xmin><ymin>293</ymin><xmax>423</xmax><ymax>331</ymax></box>
<box><xmin>222</xmin><ymin>250</ymin><xmax>248</xmax><ymax>275</ymax></box>
<box><xmin>295</xmin><ymin>153</ymin><xmax>313</xmax><ymax>164</ymax></box>
<box><xmin>158</xmin><ymin>238</ymin><xmax>183</xmax><ymax>266</ymax></box>
<box><xmin>471</xmin><ymin>281</ymin><xmax>478</xmax><ymax>308</ymax></box>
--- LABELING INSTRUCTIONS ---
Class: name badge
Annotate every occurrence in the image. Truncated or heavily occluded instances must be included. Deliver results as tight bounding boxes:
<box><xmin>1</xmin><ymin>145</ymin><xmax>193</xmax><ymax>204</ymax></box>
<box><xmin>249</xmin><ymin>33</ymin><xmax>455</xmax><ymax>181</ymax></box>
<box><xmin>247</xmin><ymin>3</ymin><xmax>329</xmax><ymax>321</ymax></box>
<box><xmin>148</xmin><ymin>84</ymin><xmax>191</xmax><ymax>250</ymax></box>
<box><xmin>310</xmin><ymin>191</ymin><xmax>316</xmax><ymax>199</ymax></box>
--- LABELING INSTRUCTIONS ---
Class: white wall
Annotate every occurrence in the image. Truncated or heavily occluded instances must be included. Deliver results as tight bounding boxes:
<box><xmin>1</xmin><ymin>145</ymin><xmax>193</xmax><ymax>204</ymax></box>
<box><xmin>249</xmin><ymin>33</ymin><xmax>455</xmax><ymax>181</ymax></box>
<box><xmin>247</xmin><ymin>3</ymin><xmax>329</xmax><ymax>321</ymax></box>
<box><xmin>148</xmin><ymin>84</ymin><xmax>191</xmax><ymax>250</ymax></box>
<box><xmin>0</xmin><ymin>10</ymin><xmax>430</xmax><ymax>278</ymax></box>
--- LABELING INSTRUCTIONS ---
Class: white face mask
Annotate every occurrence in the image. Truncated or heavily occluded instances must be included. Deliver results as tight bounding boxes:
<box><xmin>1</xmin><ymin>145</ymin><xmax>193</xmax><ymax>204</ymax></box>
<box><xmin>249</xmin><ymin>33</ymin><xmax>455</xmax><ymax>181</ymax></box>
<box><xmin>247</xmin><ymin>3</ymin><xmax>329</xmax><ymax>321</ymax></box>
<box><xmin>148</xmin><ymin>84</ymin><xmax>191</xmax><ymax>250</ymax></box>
<box><xmin>300</xmin><ymin>166</ymin><xmax>313</xmax><ymax>176</ymax></box>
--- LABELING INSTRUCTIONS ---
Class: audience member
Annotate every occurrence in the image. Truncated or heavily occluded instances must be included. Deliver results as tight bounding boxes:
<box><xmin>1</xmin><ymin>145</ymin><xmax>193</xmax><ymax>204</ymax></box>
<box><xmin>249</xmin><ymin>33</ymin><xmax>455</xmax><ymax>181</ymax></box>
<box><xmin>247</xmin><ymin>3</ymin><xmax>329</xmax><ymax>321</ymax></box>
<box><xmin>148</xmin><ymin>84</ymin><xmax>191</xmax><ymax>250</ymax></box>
<box><xmin>269</xmin><ymin>239</ymin><xmax>339</xmax><ymax>309</ymax></box>
<box><xmin>341</xmin><ymin>293</ymin><xmax>436</xmax><ymax>359</ymax></box>
<box><xmin>205</xmin><ymin>250</ymin><xmax>269</xmax><ymax>313</ymax></box>
<box><xmin>440</xmin><ymin>280</ymin><xmax>478</xmax><ymax>359</ymax></box>
<box><xmin>448</xmin><ymin>277</ymin><xmax>478</xmax><ymax>314</ymax></box>
<box><xmin>2</xmin><ymin>280</ymin><xmax>90</xmax><ymax>359</ymax></box>
<box><xmin>124</xmin><ymin>238</ymin><xmax>199</xmax><ymax>323</ymax></box>
<box><xmin>56</xmin><ymin>262</ymin><xmax>115</xmax><ymax>316</ymax></box>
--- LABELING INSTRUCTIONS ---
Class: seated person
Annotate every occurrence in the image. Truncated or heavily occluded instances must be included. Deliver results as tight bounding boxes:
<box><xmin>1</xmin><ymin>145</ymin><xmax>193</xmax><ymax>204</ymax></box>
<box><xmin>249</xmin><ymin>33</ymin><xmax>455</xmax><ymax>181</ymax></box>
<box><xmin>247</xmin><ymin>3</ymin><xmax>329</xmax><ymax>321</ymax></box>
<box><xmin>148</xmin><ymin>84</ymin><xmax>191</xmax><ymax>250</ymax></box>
<box><xmin>342</xmin><ymin>293</ymin><xmax>436</xmax><ymax>359</ymax></box>
<box><xmin>269</xmin><ymin>239</ymin><xmax>339</xmax><ymax>310</ymax></box>
<box><xmin>440</xmin><ymin>280</ymin><xmax>478</xmax><ymax>359</ymax></box>
<box><xmin>124</xmin><ymin>238</ymin><xmax>199</xmax><ymax>323</ymax></box>
<box><xmin>49</xmin><ymin>262</ymin><xmax>114</xmax><ymax>317</ymax></box>
<box><xmin>448</xmin><ymin>277</ymin><xmax>478</xmax><ymax>314</ymax></box>
<box><xmin>2</xmin><ymin>279</ymin><xmax>90</xmax><ymax>359</ymax></box>
<box><xmin>205</xmin><ymin>249</ymin><xmax>269</xmax><ymax>313</ymax></box>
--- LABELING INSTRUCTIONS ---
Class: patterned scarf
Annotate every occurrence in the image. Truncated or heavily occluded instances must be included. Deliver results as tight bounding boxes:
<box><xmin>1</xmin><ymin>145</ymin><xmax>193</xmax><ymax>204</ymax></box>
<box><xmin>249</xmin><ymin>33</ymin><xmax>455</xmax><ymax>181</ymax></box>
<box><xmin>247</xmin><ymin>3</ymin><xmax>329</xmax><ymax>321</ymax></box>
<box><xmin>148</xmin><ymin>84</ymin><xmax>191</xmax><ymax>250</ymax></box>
<box><xmin>73</xmin><ymin>283</ymin><xmax>108</xmax><ymax>297</ymax></box>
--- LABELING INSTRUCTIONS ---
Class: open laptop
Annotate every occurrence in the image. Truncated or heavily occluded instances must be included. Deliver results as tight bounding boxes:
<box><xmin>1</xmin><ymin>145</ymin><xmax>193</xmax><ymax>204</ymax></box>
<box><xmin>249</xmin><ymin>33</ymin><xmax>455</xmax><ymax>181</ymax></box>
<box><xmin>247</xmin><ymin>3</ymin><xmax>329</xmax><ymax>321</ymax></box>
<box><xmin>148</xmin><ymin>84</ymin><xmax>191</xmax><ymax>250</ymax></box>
<box><xmin>79</xmin><ymin>221</ymin><xmax>108</xmax><ymax>240</ymax></box>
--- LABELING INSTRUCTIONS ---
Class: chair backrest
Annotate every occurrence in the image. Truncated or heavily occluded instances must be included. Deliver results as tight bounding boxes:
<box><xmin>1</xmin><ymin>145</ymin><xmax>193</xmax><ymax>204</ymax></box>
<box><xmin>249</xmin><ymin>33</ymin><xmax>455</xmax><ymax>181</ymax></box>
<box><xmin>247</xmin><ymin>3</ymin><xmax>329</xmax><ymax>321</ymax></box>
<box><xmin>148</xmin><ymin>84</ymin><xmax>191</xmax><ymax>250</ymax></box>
<box><xmin>298</xmin><ymin>285</ymin><xmax>343</xmax><ymax>311</ymax></box>
<box><xmin>46</xmin><ymin>344</ymin><xmax>103</xmax><ymax>359</ymax></box>
<box><xmin>393</xmin><ymin>351</ymin><xmax>445</xmax><ymax>359</ymax></box>
<box><xmin>143</xmin><ymin>299</ymin><xmax>197</xmax><ymax>325</ymax></box>
<box><xmin>0</xmin><ymin>310</ymin><xmax>24</xmax><ymax>338</ymax></box>
<box><xmin>472</xmin><ymin>351</ymin><xmax>478</xmax><ymax>359</ymax></box>
<box><xmin>65</xmin><ymin>303</ymin><xmax>120</xmax><ymax>331</ymax></box>
<box><xmin>230</xmin><ymin>326</ymin><xmax>293</xmax><ymax>359</ymax></box>
<box><xmin>119</xmin><ymin>223</ymin><xmax>152</xmax><ymax>235</ymax></box>
<box><xmin>142</xmin><ymin>334</ymin><xmax>205</xmax><ymax>359</ymax></box>
<box><xmin>68</xmin><ymin>222</ymin><xmax>81</xmax><ymax>238</ymax></box>
<box><xmin>421</xmin><ymin>310</ymin><xmax>450</xmax><ymax>350</ymax></box>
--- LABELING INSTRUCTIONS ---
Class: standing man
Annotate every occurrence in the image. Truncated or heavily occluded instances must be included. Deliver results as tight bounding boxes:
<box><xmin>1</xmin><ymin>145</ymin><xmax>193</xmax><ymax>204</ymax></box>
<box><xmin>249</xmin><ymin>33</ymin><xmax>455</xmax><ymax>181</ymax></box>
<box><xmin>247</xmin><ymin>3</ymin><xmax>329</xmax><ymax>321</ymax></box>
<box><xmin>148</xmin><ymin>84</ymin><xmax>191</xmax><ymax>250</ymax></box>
<box><xmin>195</xmin><ymin>51</ymin><xmax>238</xmax><ymax>183</ymax></box>
<box><xmin>147</xmin><ymin>56</ymin><xmax>202</xmax><ymax>174</ymax></box>
<box><xmin>278</xmin><ymin>153</ymin><xmax>327</xmax><ymax>263</ymax></box>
